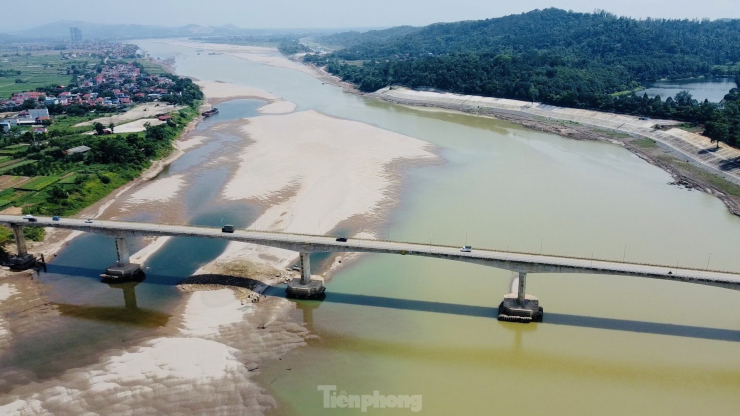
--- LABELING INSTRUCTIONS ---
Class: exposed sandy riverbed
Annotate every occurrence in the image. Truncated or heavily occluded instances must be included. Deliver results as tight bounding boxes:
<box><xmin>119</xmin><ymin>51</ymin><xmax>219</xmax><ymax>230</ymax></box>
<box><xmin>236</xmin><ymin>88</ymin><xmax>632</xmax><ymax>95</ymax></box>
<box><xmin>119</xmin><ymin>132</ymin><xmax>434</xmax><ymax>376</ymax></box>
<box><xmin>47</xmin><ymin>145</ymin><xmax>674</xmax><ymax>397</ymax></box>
<box><xmin>257</xmin><ymin>100</ymin><xmax>297</xmax><ymax>114</ymax></box>
<box><xmin>162</xmin><ymin>41</ymin><xmax>315</xmax><ymax>76</ymax></box>
<box><xmin>0</xmin><ymin>65</ymin><xmax>439</xmax><ymax>414</ymax></box>
<box><xmin>0</xmin><ymin>286</ymin><xmax>310</xmax><ymax>414</ymax></box>
<box><xmin>195</xmin><ymin>80</ymin><xmax>278</xmax><ymax>104</ymax></box>
<box><xmin>199</xmin><ymin>109</ymin><xmax>437</xmax><ymax>273</ymax></box>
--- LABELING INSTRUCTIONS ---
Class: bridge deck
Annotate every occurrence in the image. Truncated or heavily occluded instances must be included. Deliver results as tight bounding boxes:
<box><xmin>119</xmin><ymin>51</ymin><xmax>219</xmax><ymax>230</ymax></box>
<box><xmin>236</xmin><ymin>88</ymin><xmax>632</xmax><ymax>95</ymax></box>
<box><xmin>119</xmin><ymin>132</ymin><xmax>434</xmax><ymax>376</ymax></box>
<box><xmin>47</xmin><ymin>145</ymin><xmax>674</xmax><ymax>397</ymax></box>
<box><xmin>2</xmin><ymin>215</ymin><xmax>740</xmax><ymax>291</ymax></box>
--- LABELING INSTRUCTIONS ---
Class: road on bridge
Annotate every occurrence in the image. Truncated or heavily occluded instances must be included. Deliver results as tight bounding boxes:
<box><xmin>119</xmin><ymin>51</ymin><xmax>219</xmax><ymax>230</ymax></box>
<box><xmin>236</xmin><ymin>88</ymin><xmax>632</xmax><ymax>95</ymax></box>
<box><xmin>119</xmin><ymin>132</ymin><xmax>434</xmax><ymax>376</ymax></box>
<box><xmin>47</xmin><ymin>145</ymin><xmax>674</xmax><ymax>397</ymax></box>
<box><xmin>2</xmin><ymin>215</ymin><xmax>740</xmax><ymax>291</ymax></box>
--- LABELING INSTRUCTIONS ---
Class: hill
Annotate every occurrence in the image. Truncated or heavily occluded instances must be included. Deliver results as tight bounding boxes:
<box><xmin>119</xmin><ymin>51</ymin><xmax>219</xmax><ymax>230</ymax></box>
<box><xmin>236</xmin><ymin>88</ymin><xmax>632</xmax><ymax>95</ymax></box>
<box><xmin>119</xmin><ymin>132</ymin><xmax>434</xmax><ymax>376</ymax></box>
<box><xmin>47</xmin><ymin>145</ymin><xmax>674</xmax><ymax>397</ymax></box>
<box><xmin>314</xmin><ymin>26</ymin><xmax>421</xmax><ymax>48</ymax></box>
<box><xmin>305</xmin><ymin>9</ymin><xmax>740</xmax><ymax>145</ymax></box>
<box><xmin>316</xmin><ymin>9</ymin><xmax>740</xmax><ymax>82</ymax></box>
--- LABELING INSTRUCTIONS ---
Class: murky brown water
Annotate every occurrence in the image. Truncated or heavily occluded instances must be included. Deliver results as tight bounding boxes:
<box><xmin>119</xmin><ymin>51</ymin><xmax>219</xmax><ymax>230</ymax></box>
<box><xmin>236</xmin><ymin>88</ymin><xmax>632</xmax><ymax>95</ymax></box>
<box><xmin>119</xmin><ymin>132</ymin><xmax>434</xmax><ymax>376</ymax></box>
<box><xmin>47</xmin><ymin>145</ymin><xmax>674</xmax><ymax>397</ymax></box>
<box><xmin>4</xmin><ymin>40</ymin><xmax>739</xmax><ymax>414</ymax></box>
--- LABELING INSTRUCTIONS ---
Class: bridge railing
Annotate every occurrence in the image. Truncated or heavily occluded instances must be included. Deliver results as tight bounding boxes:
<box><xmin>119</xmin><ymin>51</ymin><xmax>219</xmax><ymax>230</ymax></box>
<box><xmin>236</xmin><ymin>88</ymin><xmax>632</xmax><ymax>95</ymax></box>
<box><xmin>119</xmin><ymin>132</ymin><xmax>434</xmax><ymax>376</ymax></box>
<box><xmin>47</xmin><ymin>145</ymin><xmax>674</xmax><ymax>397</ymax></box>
<box><xmin>5</xmin><ymin>216</ymin><xmax>739</xmax><ymax>275</ymax></box>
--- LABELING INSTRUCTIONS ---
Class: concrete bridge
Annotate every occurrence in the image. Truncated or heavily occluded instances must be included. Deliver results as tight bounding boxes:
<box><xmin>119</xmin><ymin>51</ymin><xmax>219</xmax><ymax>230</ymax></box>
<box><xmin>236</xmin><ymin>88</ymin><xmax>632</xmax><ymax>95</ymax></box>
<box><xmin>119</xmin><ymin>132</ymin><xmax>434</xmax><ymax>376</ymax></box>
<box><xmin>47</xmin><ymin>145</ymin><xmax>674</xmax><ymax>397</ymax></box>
<box><xmin>3</xmin><ymin>215</ymin><xmax>740</xmax><ymax>322</ymax></box>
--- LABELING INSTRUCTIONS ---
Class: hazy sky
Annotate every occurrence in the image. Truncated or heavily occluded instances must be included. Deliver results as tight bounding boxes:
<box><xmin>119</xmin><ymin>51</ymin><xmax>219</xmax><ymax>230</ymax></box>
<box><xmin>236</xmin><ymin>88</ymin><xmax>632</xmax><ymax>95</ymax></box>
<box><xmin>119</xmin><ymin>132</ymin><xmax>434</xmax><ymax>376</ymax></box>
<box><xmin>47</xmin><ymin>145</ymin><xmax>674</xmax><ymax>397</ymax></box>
<box><xmin>5</xmin><ymin>0</ymin><xmax>738</xmax><ymax>32</ymax></box>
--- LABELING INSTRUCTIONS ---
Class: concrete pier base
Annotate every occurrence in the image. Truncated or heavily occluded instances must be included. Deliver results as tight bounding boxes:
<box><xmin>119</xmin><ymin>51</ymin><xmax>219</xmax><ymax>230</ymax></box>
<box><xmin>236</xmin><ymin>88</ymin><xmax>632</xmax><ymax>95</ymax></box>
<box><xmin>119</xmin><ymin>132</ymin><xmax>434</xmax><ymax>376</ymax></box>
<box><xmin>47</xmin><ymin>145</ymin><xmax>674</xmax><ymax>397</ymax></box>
<box><xmin>100</xmin><ymin>236</ymin><xmax>143</xmax><ymax>282</ymax></box>
<box><xmin>7</xmin><ymin>224</ymin><xmax>35</xmax><ymax>269</ymax></box>
<box><xmin>286</xmin><ymin>276</ymin><xmax>326</xmax><ymax>299</ymax></box>
<box><xmin>497</xmin><ymin>294</ymin><xmax>543</xmax><ymax>323</ymax></box>
<box><xmin>100</xmin><ymin>263</ymin><xmax>144</xmax><ymax>283</ymax></box>
<box><xmin>6</xmin><ymin>253</ymin><xmax>36</xmax><ymax>270</ymax></box>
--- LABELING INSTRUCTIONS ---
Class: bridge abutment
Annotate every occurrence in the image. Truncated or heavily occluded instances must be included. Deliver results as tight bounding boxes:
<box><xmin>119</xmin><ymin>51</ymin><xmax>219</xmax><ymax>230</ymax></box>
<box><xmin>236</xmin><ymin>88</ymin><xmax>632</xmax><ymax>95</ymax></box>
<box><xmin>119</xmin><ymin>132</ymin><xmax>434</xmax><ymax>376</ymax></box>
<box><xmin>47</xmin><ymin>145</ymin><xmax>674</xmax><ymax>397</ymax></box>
<box><xmin>6</xmin><ymin>224</ymin><xmax>35</xmax><ymax>269</ymax></box>
<box><xmin>498</xmin><ymin>271</ymin><xmax>543</xmax><ymax>323</ymax></box>
<box><xmin>286</xmin><ymin>252</ymin><xmax>326</xmax><ymax>299</ymax></box>
<box><xmin>101</xmin><ymin>236</ymin><xmax>143</xmax><ymax>282</ymax></box>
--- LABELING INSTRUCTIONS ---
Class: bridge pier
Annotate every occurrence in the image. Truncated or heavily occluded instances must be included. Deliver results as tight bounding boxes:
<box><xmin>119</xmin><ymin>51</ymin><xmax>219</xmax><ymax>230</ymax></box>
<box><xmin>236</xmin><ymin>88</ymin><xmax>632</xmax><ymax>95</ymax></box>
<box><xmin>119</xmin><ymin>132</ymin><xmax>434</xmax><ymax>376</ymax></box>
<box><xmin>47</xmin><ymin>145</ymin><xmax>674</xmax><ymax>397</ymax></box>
<box><xmin>286</xmin><ymin>252</ymin><xmax>326</xmax><ymax>299</ymax></box>
<box><xmin>6</xmin><ymin>224</ymin><xmax>35</xmax><ymax>269</ymax></box>
<box><xmin>498</xmin><ymin>271</ymin><xmax>543</xmax><ymax>323</ymax></box>
<box><xmin>101</xmin><ymin>236</ymin><xmax>143</xmax><ymax>282</ymax></box>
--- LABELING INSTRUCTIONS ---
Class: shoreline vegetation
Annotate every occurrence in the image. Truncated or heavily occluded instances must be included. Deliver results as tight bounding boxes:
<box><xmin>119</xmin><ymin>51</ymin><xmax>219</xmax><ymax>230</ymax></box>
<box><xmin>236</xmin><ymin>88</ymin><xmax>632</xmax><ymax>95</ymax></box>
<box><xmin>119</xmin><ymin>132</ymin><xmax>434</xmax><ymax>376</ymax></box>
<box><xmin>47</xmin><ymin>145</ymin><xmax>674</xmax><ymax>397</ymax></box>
<box><xmin>0</xmin><ymin>49</ymin><xmax>204</xmax><ymax>252</ymax></box>
<box><xmin>303</xmin><ymin>8</ymin><xmax>740</xmax><ymax>150</ymax></box>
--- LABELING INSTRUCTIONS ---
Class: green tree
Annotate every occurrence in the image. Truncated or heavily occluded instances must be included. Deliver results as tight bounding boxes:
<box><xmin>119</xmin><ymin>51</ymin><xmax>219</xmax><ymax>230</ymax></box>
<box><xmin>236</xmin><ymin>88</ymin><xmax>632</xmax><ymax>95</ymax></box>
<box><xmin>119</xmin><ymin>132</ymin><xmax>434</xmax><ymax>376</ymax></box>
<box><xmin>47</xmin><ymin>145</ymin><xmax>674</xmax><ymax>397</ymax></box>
<box><xmin>93</xmin><ymin>122</ymin><xmax>105</xmax><ymax>135</ymax></box>
<box><xmin>21</xmin><ymin>99</ymin><xmax>37</xmax><ymax>110</ymax></box>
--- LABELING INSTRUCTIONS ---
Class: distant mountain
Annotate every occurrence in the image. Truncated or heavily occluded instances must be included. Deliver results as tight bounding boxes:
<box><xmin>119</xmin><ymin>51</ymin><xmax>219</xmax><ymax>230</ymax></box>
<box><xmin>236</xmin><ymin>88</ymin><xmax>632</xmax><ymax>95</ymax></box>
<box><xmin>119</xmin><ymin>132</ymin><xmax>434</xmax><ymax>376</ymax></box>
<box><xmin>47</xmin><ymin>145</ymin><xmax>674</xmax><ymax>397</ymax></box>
<box><xmin>5</xmin><ymin>20</ymin><xmax>262</xmax><ymax>41</ymax></box>
<box><xmin>0</xmin><ymin>33</ymin><xmax>17</xmax><ymax>43</ymax></box>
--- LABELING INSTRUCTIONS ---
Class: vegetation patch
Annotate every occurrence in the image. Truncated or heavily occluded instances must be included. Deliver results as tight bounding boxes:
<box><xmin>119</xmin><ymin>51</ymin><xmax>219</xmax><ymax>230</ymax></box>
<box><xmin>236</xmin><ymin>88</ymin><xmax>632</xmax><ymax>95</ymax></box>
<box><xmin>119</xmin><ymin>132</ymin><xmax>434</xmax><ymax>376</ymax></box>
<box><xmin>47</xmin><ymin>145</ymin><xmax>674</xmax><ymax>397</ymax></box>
<box><xmin>0</xmin><ymin>158</ymin><xmax>23</xmax><ymax>168</ymax></box>
<box><xmin>0</xmin><ymin>147</ymin><xmax>28</xmax><ymax>155</ymax></box>
<box><xmin>15</xmin><ymin>175</ymin><xmax>60</xmax><ymax>191</ymax></box>
<box><xmin>595</xmin><ymin>129</ymin><xmax>632</xmax><ymax>139</ymax></box>
<box><xmin>0</xmin><ymin>160</ymin><xmax>35</xmax><ymax>174</ymax></box>
<box><xmin>57</xmin><ymin>173</ymin><xmax>78</xmax><ymax>184</ymax></box>
<box><xmin>676</xmin><ymin>123</ymin><xmax>704</xmax><ymax>133</ymax></box>
<box><xmin>631</xmin><ymin>138</ymin><xmax>658</xmax><ymax>148</ymax></box>
<box><xmin>676</xmin><ymin>161</ymin><xmax>740</xmax><ymax>198</ymax></box>
<box><xmin>0</xmin><ymin>52</ymin><xmax>98</xmax><ymax>96</ymax></box>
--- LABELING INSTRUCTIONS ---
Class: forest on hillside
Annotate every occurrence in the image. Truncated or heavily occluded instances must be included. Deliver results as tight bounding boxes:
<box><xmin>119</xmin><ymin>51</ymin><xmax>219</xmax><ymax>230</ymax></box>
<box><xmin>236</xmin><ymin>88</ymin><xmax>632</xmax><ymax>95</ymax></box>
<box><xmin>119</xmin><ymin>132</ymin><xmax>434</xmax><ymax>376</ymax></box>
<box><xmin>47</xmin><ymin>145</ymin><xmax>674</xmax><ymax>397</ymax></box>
<box><xmin>315</xmin><ymin>26</ymin><xmax>422</xmax><ymax>48</ymax></box>
<box><xmin>304</xmin><ymin>9</ymin><xmax>740</xmax><ymax>145</ymax></box>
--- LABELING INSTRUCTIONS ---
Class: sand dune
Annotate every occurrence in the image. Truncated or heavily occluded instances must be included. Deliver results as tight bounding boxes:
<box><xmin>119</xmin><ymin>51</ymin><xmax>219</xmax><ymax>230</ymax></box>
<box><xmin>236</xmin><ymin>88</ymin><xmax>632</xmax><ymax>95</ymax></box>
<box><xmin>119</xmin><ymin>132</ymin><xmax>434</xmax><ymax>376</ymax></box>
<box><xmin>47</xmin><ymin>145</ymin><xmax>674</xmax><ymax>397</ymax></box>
<box><xmin>204</xmin><ymin>110</ymin><xmax>437</xmax><ymax>270</ymax></box>
<box><xmin>126</xmin><ymin>174</ymin><xmax>185</xmax><ymax>204</ymax></box>
<box><xmin>257</xmin><ymin>100</ymin><xmax>297</xmax><ymax>114</ymax></box>
<box><xmin>195</xmin><ymin>80</ymin><xmax>277</xmax><ymax>103</ymax></box>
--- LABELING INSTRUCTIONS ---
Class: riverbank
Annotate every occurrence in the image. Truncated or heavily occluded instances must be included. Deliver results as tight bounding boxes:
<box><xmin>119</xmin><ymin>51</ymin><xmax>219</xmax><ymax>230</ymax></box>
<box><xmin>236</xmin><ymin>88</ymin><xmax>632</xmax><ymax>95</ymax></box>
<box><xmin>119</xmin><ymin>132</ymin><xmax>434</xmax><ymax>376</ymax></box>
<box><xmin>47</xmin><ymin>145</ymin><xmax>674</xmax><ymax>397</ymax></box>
<box><xmin>0</xmin><ymin>70</ymin><xmax>440</xmax><ymax>413</ymax></box>
<box><xmin>157</xmin><ymin>39</ymin><xmax>740</xmax><ymax>219</ymax></box>
<box><xmin>14</xmin><ymin>106</ymin><xmax>208</xmax><ymax>262</ymax></box>
<box><xmin>371</xmin><ymin>86</ymin><xmax>740</xmax><ymax>217</ymax></box>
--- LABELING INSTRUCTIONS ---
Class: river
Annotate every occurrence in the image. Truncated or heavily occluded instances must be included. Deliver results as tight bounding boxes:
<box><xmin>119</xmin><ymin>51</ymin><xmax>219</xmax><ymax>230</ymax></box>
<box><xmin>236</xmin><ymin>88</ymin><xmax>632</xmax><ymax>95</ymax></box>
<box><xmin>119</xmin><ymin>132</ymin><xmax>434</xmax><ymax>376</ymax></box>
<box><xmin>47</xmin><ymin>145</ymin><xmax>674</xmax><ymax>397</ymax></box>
<box><xmin>637</xmin><ymin>78</ymin><xmax>736</xmax><ymax>103</ymax></box>
<box><xmin>3</xmin><ymin>41</ymin><xmax>740</xmax><ymax>414</ymax></box>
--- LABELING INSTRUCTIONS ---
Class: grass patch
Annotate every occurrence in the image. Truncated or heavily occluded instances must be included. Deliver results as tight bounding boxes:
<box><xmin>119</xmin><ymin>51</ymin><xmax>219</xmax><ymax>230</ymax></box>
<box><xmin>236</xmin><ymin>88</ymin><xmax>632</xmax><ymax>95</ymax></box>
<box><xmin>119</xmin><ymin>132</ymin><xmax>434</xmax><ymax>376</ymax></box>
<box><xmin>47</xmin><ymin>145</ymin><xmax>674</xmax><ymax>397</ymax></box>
<box><xmin>15</xmin><ymin>176</ymin><xmax>60</xmax><ymax>191</ymax></box>
<box><xmin>631</xmin><ymin>138</ymin><xmax>658</xmax><ymax>148</ymax></box>
<box><xmin>0</xmin><ymin>52</ymin><xmax>98</xmax><ymax>97</ymax></box>
<box><xmin>0</xmin><ymin>158</ymin><xmax>24</xmax><ymax>168</ymax></box>
<box><xmin>657</xmin><ymin>154</ymin><xmax>740</xmax><ymax>198</ymax></box>
<box><xmin>57</xmin><ymin>173</ymin><xmax>78</xmax><ymax>184</ymax></box>
<box><xmin>0</xmin><ymin>160</ymin><xmax>36</xmax><ymax>174</ymax></box>
<box><xmin>595</xmin><ymin>128</ymin><xmax>632</xmax><ymax>139</ymax></box>
<box><xmin>40</xmin><ymin>146</ymin><xmax>59</xmax><ymax>154</ymax></box>
<box><xmin>533</xmin><ymin>116</ymin><xmax>580</xmax><ymax>126</ymax></box>
<box><xmin>0</xmin><ymin>148</ymin><xmax>27</xmax><ymax>155</ymax></box>
<box><xmin>679</xmin><ymin>161</ymin><xmax>740</xmax><ymax>197</ymax></box>
<box><xmin>676</xmin><ymin>122</ymin><xmax>704</xmax><ymax>133</ymax></box>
